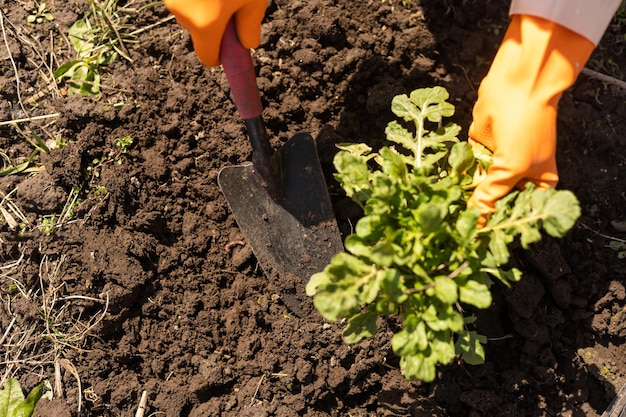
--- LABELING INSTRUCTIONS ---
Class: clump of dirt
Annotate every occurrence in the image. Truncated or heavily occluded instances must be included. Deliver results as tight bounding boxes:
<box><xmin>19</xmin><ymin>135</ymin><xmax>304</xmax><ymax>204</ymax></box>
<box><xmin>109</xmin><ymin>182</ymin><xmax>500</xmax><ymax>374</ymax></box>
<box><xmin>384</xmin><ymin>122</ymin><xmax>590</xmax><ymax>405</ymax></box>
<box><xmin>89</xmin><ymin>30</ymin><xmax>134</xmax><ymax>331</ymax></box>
<box><xmin>0</xmin><ymin>0</ymin><xmax>624</xmax><ymax>416</ymax></box>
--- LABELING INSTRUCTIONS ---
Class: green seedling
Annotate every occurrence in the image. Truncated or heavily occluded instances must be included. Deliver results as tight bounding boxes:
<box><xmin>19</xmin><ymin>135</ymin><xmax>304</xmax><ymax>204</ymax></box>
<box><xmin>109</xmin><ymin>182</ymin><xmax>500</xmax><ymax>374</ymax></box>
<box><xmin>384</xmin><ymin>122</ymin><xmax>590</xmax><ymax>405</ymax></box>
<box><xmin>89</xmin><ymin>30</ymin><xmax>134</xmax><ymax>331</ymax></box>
<box><xmin>94</xmin><ymin>186</ymin><xmax>108</xmax><ymax>198</ymax></box>
<box><xmin>115</xmin><ymin>135</ymin><xmax>133</xmax><ymax>154</ymax></box>
<box><xmin>39</xmin><ymin>215</ymin><xmax>56</xmax><ymax>236</ymax></box>
<box><xmin>114</xmin><ymin>135</ymin><xmax>133</xmax><ymax>164</ymax></box>
<box><xmin>608</xmin><ymin>240</ymin><xmax>626</xmax><ymax>259</ymax></box>
<box><xmin>85</xmin><ymin>135</ymin><xmax>133</xmax><ymax>182</ymax></box>
<box><xmin>27</xmin><ymin>2</ymin><xmax>54</xmax><ymax>24</ymax></box>
<box><xmin>32</xmin><ymin>185</ymin><xmax>81</xmax><ymax>236</ymax></box>
<box><xmin>307</xmin><ymin>87</ymin><xmax>580</xmax><ymax>382</ymax></box>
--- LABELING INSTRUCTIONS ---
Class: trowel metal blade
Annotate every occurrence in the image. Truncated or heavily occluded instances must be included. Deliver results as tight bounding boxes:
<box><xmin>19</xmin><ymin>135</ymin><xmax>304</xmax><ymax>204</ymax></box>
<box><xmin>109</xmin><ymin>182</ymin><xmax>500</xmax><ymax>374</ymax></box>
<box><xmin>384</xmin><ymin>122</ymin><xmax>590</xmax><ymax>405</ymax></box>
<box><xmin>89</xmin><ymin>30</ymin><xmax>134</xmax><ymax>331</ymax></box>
<box><xmin>217</xmin><ymin>132</ymin><xmax>343</xmax><ymax>315</ymax></box>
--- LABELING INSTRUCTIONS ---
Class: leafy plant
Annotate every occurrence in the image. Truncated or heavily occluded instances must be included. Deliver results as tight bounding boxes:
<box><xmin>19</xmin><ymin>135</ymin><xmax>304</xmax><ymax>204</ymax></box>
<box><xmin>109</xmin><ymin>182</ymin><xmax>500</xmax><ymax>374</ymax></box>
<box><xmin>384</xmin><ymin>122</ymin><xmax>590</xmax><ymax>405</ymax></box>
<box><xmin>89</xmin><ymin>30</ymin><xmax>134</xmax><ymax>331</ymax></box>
<box><xmin>307</xmin><ymin>87</ymin><xmax>580</xmax><ymax>381</ymax></box>
<box><xmin>0</xmin><ymin>379</ymin><xmax>48</xmax><ymax>417</ymax></box>
<box><xmin>54</xmin><ymin>0</ymin><xmax>136</xmax><ymax>95</ymax></box>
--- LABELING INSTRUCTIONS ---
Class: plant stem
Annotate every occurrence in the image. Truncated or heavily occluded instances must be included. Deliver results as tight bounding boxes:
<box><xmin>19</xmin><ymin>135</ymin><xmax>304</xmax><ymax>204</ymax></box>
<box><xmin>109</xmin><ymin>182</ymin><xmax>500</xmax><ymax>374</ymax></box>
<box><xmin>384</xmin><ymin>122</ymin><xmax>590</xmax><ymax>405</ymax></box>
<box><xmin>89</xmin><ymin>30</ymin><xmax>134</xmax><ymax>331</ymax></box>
<box><xmin>415</xmin><ymin>117</ymin><xmax>424</xmax><ymax>168</ymax></box>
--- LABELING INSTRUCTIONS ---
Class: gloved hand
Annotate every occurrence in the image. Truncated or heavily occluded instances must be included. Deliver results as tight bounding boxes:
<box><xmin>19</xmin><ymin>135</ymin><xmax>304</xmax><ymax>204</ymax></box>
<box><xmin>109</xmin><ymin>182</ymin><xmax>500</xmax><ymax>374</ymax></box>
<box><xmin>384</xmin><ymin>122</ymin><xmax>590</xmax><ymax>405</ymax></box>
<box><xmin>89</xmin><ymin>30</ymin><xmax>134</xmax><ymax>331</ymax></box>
<box><xmin>467</xmin><ymin>14</ymin><xmax>595</xmax><ymax>222</ymax></box>
<box><xmin>163</xmin><ymin>0</ymin><xmax>267</xmax><ymax>67</ymax></box>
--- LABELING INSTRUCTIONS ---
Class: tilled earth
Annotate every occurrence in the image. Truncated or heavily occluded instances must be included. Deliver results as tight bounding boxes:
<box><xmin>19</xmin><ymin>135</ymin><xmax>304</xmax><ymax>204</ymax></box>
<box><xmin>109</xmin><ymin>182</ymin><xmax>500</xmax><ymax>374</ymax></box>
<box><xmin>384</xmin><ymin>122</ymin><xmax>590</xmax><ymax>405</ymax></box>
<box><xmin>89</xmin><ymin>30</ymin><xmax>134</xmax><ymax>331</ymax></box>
<box><xmin>0</xmin><ymin>0</ymin><xmax>625</xmax><ymax>416</ymax></box>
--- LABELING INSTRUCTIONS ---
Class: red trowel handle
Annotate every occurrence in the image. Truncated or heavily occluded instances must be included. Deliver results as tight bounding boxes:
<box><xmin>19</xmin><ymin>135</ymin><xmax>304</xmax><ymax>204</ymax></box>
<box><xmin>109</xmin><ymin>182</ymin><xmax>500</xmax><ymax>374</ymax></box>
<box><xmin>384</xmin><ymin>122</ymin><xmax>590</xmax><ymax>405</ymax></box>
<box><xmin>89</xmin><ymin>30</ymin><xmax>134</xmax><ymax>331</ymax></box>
<box><xmin>220</xmin><ymin>18</ymin><xmax>273</xmax><ymax>177</ymax></box>
<box><xmin>220</xmin><ymin>19</ymin><xmax>263</xmax><ymax>120</ymax></box>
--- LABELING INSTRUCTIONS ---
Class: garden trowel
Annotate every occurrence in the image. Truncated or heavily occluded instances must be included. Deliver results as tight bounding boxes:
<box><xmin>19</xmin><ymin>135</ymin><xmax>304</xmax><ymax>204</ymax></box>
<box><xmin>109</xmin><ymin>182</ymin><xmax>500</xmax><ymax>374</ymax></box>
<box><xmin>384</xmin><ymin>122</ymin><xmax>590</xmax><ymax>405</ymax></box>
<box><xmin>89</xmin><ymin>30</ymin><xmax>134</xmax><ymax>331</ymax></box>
<box><xmin>217</xmin><ymin>19</ymin><xmax>343</xmax><ymax>315</ymax></box>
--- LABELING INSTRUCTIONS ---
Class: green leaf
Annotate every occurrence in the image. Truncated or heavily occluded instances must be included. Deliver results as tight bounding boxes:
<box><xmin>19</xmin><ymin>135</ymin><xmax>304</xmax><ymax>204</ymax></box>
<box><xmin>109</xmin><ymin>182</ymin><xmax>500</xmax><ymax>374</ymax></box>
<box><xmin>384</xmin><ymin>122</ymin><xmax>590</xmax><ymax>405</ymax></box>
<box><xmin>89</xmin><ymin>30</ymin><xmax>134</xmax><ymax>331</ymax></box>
<box><xmin>370</xmin><ymin>239</ymin><xmax>399</xmax><ymax>267</ymax></box>
<box><xmin>0</xmin><ymin>379</ymin><xmax>46</xmax><ymax>417</ymax></box>
<box><xmin>431</xmin><ymin>333</ymin><xmax>457</xmax><ymax>365</ymax></box>
<box><xmin>415</xmin><ymin>203</ymin><xmax>444</xmax><ymax>234</ymax></box>
<box><xmin>96</xmin><ymin>50</ymin><xmax>118</xmax><ymax>66</ymax></box>
<box><xmin>390</xmin><ymin>94</ymin><xmax>424</xmax><ymax>125</ymax></box>
<box><xmin>448</xmin><ymin>141</ymin><xmax>474</xmax><ymax>177</ymax></box>
<box><xmin>308</xmin><ymin>252</ymin><xmax>375</xmax><ymax>321</ymax></box>
<box><xmin>379</xmin><ymin>268</ymin><xmax>406</xmax><ymax>308</ymax></box>
<box><xmin>455</xmin><ymin>207</ymin><xmax>479</xmax><ymax>243</ymax></box>
<box><xmin>385</xmin><ymin>121</ymin><xmax>417</xmax><ymax>157</ymax></box>
<box><xmin>380</xmin><ymin>147</ymin><xmax>408</xmax><ymax>180</ymax></box>
<box><xmin>459</xmin><ymin>278</ymin><xmax>492</xmax><ymax>309</ymax></box>
<box><xmin>53</xmin><ymin>60</ymin><xmax>82</xmax><ymax>79</ymax></box>
<box><xmin>344</xmin><ymin>235</ymin><xmax>371</xmax><ymax>259</ymax></box>
<box><xmin>538</xmin><ymin>189</ymin><xmax>580</xmax><ymax>238</ymax></box>
<box><xmin>434</xmin><ymin>277</ymin><xmax>458</xmax><ymax>305</ymax></box>
<box><xmin>408</xmin><ymin>86</ymin><xmax>455</xmax><ymax>122</ymax></box>
<box><xmin>422</xmin><ymin>304</ymin><xmax>464</xmax><ymax>332</ymax></box>
<box><xmin>69</xmin><ymin>19</ymin><xmax>95</xmax><ymax>58</ymax></box>
<box><xmin>336</xmin><ymin>142</ymin><xmax>373</xmax><ymax>158</ymax></box>
<box><xmin>0</xmin><ymin>379</ymin><xmax>24</xmax><ymax>417</ymax></box>
<box><xmin>392</xmin><ymin>314</ymin><xmax>429</xmax><ymax>354</ymax></box>
<box><xmin>422</xmin><ymin>124</ymin><xmax>461</xmax><ymax>151</ymax></box>
<box><xmin>342</xmin><ymin>311</ymin><xmax>378</xmax><ymax>344</ymax></box>
<box><xmin>27</xmin><ymin>128</ymin><xmax>50</xmax><ymax>153</ymax></box>
<box><xmin>333</xmin><ymin>151</ymin><xmax>372</xmax><ymax>202</ymax></box>
<box><xmin>470</xmin><ymin>141</ymin><xmax>493</xmax><ymax>169</ymax></box>
<box><xmin>0</xmin><ymin>161</ymin><xmax>30</xmax><ymax>177</ymax></box>
<box><xmin>306</xmin><ymin>270</ymin><xmax>327</xmax><ymax>297</ymax></box>
<box><xmin>455</xmin><ymin>330</ymin><xmax>487</xmax><ymax>365</ymax></box>
<box><xmin>482</xmin><ymin>267</ymin><xmax>522</xmax><ymax>287</ymax></box>
<box><xmin>488</xmin><ymin>230</ymin><xmax>512</xmax><ymax>265</ymax></box>
<box><xmin>399</xmin><ymin>349</ymin><xmax>438</xmax><ymax>382</ymax></box>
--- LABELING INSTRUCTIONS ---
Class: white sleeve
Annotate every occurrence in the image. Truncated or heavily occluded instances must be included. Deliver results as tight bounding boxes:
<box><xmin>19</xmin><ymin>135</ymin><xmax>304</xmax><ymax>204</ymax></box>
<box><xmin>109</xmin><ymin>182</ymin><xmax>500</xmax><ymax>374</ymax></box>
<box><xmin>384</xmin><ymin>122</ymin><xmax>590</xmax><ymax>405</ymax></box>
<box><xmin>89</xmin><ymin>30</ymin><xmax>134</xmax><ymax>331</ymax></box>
<box><xmin>509</xmin><ymin>0</ymin><xmax>622</xmax><ymax>45</ymax></box>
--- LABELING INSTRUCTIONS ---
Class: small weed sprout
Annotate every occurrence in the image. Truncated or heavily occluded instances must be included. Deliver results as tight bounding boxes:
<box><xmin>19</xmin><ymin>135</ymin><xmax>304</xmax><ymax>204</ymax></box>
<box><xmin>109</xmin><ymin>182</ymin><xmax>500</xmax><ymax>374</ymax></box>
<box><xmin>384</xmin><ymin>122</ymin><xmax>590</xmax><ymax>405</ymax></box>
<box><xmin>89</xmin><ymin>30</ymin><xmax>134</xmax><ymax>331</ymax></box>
<box><xmin>54</xmin><ymin>137</ymin><xmax>74</xmax><ymax>148</ymax></box>
<box><xmin>608</xmin><ymin>240</ymin><xmax>626</xmax><ymax>259</ymax></box>
<box><xmin>27</xmin><ymin>2</ymin><xmax>54</xmax><ymax>24</ymax></box>
<box><xmin>115</xmin><ymin>135</ymin><xmax>133</xmax><ymax>154</ymax></box>
<box><xmin>94</xmin><ymin>186</ymin><xmax>108</xmax><ymax>198</ymax></box>
<box><xmin>86</xmin><ymin>136</ymin><xmax>133</xmax><ymax>182</ymax></box>
<box><xmin>39</xmin><ymin>215</ymin><xmax>56</xmax><ymax>236</ymax></box>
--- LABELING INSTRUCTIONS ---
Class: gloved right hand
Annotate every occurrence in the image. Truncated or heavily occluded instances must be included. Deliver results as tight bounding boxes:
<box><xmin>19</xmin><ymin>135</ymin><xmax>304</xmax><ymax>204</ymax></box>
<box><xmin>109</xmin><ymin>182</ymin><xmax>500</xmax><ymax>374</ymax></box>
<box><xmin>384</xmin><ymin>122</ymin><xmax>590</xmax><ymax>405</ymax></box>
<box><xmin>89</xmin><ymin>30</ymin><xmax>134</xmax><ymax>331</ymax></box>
<box><xmin>163</xmin><ymin>0</ymin><xmax>267</xmax><ymax>67</ymax></box>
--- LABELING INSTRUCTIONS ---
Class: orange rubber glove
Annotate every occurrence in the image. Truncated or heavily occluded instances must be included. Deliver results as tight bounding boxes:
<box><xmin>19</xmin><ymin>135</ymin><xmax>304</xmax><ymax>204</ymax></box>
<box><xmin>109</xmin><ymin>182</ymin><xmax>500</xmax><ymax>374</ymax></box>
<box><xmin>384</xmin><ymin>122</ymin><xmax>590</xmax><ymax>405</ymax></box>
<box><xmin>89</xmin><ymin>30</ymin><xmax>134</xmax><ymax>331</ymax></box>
<box><xmin>467</xmin><ymin>14</ymin><xmax>595</xmax><ymax>221</ymax></box>
<box><xmin>163</xmin><ymin>0</ymin><xmax>266</xmax><ymax>67</ymax></box>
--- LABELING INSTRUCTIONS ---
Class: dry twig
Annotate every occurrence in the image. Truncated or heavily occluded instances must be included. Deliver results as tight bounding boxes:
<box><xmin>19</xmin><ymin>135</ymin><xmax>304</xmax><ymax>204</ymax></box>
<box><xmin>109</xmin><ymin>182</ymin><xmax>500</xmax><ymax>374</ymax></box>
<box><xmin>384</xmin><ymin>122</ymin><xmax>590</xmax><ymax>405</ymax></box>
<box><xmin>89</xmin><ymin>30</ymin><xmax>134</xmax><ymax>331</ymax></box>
<box><xmin>0</xmin><ymin>113</ymin><xmax>61</xmax><ymax>127</ymax></box>
<box><xmin>0</xmin><ymin>9</ymin><xmax>27</xmax><ymax>116</ymax></box>
<box><xmin>582</xmin><ymin>68</ymin><xmax>626</xmax><ymax>93</ymax></box>
<box><xmin>135</xmin><ymin>390</ymin><xmax>148</xmax><ymax>417</ymax></box>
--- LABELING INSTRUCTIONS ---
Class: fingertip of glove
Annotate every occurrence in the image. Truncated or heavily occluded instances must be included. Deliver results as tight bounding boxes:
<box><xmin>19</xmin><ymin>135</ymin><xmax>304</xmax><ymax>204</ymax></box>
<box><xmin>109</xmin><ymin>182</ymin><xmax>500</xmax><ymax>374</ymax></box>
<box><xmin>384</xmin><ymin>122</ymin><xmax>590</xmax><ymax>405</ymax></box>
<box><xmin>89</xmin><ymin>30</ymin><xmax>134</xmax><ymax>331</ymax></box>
<box><xmin>237</xmin><ymin>31</ymin><xmax>261</xmax><ymax>50</ymax></box>
<box><xmin>234</xmin><ymin>5</ymin><xmax>265</xmax><ymax>49</ymax></box>
<box><xmin>190</xmin><ymin>32</ymin><xmax>221</xmax><ymax>67</ymax></box>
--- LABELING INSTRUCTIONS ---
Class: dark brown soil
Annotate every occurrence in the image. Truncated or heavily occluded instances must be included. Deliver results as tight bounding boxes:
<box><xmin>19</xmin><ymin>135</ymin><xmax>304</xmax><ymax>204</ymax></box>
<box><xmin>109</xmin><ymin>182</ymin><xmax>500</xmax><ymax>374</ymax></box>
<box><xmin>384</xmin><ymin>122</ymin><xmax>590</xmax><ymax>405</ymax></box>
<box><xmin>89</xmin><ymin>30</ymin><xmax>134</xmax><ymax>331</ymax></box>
<box><xmin>1</xmin><ymin>1</ymin><xmax>625</xmax><ymax>416</ymax></box>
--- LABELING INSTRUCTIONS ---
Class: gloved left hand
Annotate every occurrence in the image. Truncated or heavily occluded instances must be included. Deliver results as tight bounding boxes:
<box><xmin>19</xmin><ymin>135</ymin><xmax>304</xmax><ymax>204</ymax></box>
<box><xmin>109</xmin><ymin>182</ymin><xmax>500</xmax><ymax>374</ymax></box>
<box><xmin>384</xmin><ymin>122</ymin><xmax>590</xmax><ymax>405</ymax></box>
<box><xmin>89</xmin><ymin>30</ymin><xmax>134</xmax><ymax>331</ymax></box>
<box><xmin>164</xmin><ymin>0</ymin><xmax>267</xmax><ymax>67</ymax></box>
<box><xmin>467</xmin><ymin>14</ymin><xmax>595</xmax><ymax>223</ymax></box>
